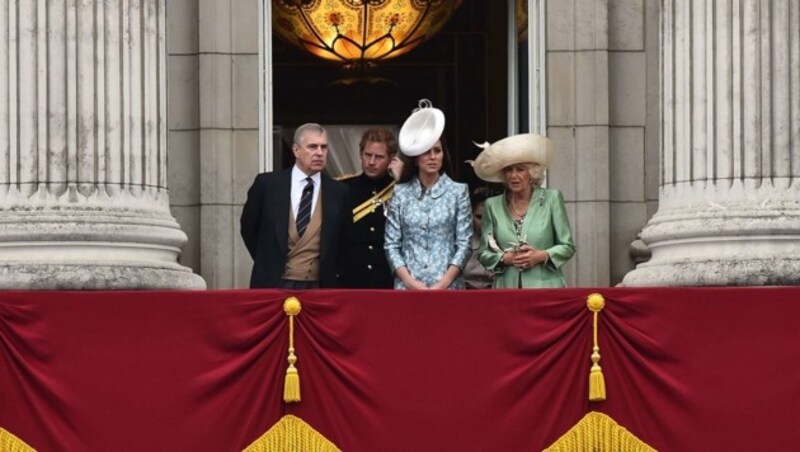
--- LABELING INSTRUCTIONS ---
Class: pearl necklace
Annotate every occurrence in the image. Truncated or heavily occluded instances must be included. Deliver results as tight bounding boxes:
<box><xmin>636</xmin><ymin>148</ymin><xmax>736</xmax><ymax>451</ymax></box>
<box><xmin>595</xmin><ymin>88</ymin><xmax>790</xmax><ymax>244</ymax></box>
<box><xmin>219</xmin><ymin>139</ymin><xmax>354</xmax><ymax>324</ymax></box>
<box><xmin>509</xmin><ymin>197</ymin><xmax>528</xmax><ymax>219</ymax></box>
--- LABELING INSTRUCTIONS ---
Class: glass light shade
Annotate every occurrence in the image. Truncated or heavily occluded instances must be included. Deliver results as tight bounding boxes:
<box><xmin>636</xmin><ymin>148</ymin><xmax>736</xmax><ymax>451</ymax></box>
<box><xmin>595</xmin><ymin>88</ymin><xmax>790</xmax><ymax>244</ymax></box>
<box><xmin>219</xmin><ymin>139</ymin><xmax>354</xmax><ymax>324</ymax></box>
<box><xmin>273</xmin><ymin>0</ymin><xmax>463</xmax><ymax>66</ymax></box>
<box><xmin>517</xmin><ymin>0</ymin><xmax>528</xmax><ymax>42</ymax></box>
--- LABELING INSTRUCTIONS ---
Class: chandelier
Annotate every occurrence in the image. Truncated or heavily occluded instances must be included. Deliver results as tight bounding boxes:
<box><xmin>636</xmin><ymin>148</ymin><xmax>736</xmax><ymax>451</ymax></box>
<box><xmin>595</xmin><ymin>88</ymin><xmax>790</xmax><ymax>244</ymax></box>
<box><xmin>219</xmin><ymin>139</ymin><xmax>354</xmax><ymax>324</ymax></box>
<box><xmin>272</xmin><ymin>0</ymin><xmax>463</xmax><ymax>69</ymax></box>
<box><xmin>517</xmin><ymin>0</ymin><xmax>527</xmax><ymax>42</ymax></box>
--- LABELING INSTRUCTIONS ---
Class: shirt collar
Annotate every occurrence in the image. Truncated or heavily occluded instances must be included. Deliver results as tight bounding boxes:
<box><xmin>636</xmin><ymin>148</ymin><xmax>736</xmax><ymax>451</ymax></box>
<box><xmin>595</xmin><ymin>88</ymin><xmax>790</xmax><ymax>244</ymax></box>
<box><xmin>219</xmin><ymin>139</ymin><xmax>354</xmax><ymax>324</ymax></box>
<box><xmin>412</xmin><ymin>173</ymin><xmax>449</xmax><ymax>199</ymax></box>
<box><xmin>292</xmin><ymin>165</ymin><xmax>321</xmax><ymax>186</ymax></box>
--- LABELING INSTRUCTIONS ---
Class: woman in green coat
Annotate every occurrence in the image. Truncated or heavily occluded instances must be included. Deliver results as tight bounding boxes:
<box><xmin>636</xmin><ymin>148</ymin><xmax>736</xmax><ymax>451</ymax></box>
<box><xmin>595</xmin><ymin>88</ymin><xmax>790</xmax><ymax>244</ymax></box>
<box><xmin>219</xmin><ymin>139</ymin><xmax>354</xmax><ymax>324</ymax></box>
<box><xmin>471</xmin><ymin>134</ymin><xmax>575</xmax><ymax>288</ymax></box>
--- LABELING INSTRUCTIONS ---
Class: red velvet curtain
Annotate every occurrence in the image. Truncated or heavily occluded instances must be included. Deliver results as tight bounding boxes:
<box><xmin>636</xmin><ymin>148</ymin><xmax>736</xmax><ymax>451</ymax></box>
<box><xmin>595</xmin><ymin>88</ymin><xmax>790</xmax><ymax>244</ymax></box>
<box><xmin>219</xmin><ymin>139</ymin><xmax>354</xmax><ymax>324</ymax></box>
<box><xmin>1</xmin><ymin>288</ymin><xmax>799</xmax><ymax>451</ymax></box>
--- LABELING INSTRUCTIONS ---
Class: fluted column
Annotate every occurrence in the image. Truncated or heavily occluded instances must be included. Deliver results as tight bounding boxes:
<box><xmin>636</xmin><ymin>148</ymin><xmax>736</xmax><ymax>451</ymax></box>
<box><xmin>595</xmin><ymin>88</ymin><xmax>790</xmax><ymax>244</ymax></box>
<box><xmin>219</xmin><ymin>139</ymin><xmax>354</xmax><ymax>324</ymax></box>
<box><xmin>0</xmin><ymin>0</ymin><xmax>205</xmax><ymax>289</ymax></box>
<box><xmin>624</xmin><ymin>0</ymin><xmax>800</xmax><ymax>286</ymax></box>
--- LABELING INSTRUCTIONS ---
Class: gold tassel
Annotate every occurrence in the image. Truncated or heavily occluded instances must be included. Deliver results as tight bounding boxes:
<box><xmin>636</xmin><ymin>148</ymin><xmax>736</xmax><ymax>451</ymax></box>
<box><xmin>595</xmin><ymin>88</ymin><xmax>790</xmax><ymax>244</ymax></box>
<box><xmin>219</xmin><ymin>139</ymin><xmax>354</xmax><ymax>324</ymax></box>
<box><xmin>589</xmin><ymin>364</ymin><xmax>606</xmax><ymax>402</ymax></box>
<box><xmin>283</xmin><ymin>297</ymin><xmax>302</xmax><ymax>403</ymax></box>
<box><xmin>0</xmin><ymin>427</ymin><xmax>36</xmax><ymax>452</ymax></box>
<box><xmin>586</xmin><ymin>293</ymin><xmax>606</xmax><ymax>402</ymax></box>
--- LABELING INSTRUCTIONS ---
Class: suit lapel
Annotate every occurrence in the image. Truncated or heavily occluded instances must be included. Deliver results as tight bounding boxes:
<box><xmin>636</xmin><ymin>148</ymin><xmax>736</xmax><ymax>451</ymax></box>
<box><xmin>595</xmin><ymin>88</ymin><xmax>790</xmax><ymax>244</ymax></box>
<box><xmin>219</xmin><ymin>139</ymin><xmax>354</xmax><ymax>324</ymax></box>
<box><xmin>275</xmin><ymin>169</ymin><xmax>291</xmax><ymax>255</ymax></box>
<box><xmin>320</xmin><ymin>175</ymin><xmax>335</xmax><ymax>262</ymax></box>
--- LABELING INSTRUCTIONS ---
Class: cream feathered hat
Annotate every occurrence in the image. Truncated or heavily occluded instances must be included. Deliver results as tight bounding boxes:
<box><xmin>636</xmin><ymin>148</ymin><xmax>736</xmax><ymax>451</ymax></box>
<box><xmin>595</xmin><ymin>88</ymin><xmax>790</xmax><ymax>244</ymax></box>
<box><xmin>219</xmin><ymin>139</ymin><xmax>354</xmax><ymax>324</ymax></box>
<box><xmin>398</xmin><ymin>99</ymin><xmax>446</xmax><ymax>157</ymax></box>
<box><xmin>469</xmin><ymin>133</ymin><xmax>554</xmax><ymax>183</ymax></box>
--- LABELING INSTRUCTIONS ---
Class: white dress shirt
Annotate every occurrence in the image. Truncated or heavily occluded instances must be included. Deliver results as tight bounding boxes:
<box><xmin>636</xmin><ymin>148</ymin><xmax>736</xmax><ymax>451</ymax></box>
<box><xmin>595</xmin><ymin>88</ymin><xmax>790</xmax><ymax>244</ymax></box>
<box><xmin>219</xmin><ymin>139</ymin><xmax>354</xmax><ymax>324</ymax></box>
<box><xmin>290</xmin><ymin>166</ymin><xmax>321</xmax><ymax>220</ymax></box>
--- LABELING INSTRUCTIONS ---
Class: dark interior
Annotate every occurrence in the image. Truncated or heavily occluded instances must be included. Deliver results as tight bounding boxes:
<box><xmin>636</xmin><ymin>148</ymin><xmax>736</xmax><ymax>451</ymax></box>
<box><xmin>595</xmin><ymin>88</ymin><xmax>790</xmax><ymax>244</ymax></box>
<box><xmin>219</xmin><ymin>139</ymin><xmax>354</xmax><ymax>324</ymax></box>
<box><xmin>272</xmin><ymin>0</ymin><xmax>510</xmax><ymax>186</ymax></box>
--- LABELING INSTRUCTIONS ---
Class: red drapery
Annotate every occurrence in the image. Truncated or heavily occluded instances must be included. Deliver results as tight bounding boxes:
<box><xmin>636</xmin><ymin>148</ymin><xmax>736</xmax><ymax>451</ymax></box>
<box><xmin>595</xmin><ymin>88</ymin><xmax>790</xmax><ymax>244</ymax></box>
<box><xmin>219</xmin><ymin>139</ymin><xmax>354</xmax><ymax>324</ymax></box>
<box><xmin>1</xmin><ymin>288</ymin><xmax>799</xmax><ymax>451</ymax></box>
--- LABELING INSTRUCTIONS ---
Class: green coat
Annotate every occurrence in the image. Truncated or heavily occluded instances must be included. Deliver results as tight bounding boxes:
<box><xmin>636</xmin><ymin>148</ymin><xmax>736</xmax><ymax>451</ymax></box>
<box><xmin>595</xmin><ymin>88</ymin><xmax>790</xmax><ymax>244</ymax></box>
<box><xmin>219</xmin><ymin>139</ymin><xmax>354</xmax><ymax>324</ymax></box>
<box><xmin>478</xmin><ymin>188</ymin><xmax>575</xmax><ymax>288</ymax></box>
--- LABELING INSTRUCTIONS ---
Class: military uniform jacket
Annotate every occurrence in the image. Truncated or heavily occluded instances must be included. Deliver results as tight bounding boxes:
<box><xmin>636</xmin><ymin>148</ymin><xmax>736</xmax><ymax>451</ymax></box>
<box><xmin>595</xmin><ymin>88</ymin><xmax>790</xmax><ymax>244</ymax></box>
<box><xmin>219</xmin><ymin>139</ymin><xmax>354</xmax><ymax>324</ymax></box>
<box><xmin>339</xmin><ymin>173</ymin><xmax>395</xmax><ymax>288</ymax></box>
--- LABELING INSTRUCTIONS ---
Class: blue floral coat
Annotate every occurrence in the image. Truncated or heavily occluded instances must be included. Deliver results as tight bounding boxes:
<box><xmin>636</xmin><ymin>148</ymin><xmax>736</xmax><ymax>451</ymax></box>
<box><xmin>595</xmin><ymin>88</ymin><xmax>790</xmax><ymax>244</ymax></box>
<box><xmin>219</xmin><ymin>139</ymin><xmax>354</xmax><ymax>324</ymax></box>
<box><xmin>384</xmin><ymin>174</ymin><xmax>473</xmax><ymax>289</ymax></box>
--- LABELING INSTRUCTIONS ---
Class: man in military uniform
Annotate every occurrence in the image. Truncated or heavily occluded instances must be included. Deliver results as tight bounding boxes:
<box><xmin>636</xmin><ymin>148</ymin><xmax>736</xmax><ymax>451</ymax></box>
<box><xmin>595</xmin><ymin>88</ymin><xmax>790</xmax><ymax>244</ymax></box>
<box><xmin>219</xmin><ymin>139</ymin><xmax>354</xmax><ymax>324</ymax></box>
<box><xmin>339</xmin><ymin>128</ymin><xmax>400</xmax><ymax>288</ymax></box>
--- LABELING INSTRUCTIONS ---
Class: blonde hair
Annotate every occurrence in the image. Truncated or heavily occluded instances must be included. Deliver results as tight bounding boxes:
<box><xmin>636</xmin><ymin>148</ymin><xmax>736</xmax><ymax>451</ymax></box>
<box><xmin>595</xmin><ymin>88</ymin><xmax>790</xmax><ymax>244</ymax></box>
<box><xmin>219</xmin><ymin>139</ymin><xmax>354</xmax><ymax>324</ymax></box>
<box><xmin>503</xmin><ymin>163</ymin><xmax>545</xmax><ymax>187</ymax></box>
<box><xmin>529</xmin><ymin>163</ymin><xmax>545</xmax><ymax>187</ymax></box>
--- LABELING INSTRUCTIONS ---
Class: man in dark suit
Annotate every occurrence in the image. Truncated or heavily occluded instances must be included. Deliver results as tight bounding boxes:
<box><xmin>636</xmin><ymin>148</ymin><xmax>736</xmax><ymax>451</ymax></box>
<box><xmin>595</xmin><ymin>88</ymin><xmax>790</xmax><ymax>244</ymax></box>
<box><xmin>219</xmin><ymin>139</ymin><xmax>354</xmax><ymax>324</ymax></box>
<box><xmin>240</xmin><ymin>123</ymin><xmax>351</xmax><ymax>289</ymax></box>
<box><xmin>338</xmin><ymin>128</ymin><xmax>400</xmax><ymax>288</ymax></box>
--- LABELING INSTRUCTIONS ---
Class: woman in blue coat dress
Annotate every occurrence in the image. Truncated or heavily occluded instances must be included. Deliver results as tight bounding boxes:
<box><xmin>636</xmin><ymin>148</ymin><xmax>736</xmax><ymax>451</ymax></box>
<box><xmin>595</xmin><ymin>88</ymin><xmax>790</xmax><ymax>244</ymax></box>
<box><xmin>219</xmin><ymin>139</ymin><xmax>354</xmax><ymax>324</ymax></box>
<box><xmin>384</xmin><ymin>101</ymin><xmax>472</xmax><ymax>290</ymax></box>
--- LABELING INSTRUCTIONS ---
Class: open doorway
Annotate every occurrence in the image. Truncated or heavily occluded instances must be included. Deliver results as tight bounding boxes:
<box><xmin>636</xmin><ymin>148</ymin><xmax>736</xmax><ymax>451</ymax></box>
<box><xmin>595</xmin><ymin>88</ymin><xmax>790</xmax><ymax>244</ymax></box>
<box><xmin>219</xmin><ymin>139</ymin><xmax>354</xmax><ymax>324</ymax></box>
<box><xmin>266</xmin><ymin>0</ymin><xmax>510</xmax><ymax>189</ymax></box>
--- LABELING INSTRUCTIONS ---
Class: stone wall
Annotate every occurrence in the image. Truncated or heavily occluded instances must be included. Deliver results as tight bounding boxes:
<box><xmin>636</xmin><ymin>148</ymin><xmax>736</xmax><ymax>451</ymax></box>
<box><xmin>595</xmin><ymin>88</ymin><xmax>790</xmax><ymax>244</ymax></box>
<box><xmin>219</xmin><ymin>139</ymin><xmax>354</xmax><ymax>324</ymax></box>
<box><xmin>546</xmin><ymin>0</ymin><xmax>611</xmax><ymax>287</ymax></box>
<box><xmin>608</xmin><ymin>0</ymin><xmax>660</xmax><ymax>284</ymax></box>
<box><xmin>168</xmin><ymin>0</ymin><xmax>260</xmax><ymax>288</ymax></box>
<box><xmin>167</xmin><ymin>0</ymin><xmax>201</xmax><ymax>277</ymax></box>
<box><xmin>546</xmin><ymin>0</ymin><xmax>658</xmax><ymax>286</ymax></box>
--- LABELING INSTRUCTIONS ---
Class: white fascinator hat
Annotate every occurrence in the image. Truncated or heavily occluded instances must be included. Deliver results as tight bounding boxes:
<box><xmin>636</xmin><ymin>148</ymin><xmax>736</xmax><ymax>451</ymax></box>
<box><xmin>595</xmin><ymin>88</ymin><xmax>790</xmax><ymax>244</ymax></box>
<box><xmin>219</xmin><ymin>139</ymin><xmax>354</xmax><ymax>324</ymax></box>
<box><xmin>398</xmin><ymin>99</ymin><xmax>445</xmax><ymax>157</ymax></box>
<box><xmin>469</xmin><ymin>133</ymin><xmax>554</xmax><ymax>183</ymax></box>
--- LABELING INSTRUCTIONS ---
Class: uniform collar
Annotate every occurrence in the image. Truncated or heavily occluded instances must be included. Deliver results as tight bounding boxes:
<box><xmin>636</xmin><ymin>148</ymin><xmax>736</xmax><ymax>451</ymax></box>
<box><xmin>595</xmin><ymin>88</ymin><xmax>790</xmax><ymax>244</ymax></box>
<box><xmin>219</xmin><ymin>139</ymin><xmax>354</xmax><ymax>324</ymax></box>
<box><xmin>359</xmin><ymin>172</ymin><xmax>393</xmax><ymax>190</ymax></box>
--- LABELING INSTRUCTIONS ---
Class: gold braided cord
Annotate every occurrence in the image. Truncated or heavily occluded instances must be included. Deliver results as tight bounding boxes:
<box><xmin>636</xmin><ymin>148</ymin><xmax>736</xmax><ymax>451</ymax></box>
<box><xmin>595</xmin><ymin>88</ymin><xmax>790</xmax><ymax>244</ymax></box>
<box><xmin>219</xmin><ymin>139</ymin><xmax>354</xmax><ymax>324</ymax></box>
<box><xmin>352</xmin><ymin>181</ymin><xmax>395</xmax><ymax>214</ymax></box>
<box><xmin>284</xmin><ymin>297</ymin><xmax>302</xmax><ymax>403</ymax></box>
<box><xmin>586</xmin><ymin>293</ymin><xmax>607</xmax><ymax>402</ymax></box>
<box><xmin>352</xmin><ymin>181</ymin><xmax>395</xmax><ymax>223</ymax></box>
<box><xmin>543</xmin><ymin>411</ymin><xmax>656</xmax><ymax>452</ymax></box>
<box><xmin>334</xmin><ymin>173</ymin><xmax>357</xmax><ymax>181</ymax></box>
<box><xmin>0</xmin><ymin>428</ymin><xmax>36</xmax><ymax>452</ymax></box>
<box><xmin>243</xmin><ymin>415</ymin><xmax>340</xmax><ymax>452</ymax></box>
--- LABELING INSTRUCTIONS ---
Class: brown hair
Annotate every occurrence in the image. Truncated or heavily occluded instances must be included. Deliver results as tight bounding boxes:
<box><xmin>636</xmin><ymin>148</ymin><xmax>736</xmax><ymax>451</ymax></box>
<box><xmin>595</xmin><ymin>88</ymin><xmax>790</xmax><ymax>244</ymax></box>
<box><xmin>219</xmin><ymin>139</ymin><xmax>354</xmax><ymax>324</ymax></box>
<box><xmin>397</xmin><ymin>135</ymin><xmax>455</xmax><ymax>183</ymax></box>
<box><xmin>359</xmin><ymin>128</ymin><xmax>398</xmax><ymax>156</ymax></box>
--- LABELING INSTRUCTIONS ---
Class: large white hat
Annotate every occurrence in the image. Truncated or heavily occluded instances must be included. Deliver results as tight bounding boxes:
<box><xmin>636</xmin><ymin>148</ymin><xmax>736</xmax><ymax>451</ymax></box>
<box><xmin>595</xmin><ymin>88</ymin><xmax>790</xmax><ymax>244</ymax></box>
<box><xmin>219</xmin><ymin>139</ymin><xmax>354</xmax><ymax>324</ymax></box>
<box><xmin>470</xmin><ymin>133</ymin><xmax>554</xmax><ymax>183</ymax></box>
<box><xmin>398</xmin><ymin>99</ymin><xmax>445</xmax><ymax>157</ymax></box>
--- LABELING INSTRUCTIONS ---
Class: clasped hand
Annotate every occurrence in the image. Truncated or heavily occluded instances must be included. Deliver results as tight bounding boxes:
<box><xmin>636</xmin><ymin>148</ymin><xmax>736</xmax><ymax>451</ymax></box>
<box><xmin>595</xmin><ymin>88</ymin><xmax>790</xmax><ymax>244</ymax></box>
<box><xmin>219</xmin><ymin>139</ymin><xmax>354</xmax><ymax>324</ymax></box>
<box><xmin>504</xmin><ymin>245</ymin><xmax>545</xmax><ymax>270</ymax></box>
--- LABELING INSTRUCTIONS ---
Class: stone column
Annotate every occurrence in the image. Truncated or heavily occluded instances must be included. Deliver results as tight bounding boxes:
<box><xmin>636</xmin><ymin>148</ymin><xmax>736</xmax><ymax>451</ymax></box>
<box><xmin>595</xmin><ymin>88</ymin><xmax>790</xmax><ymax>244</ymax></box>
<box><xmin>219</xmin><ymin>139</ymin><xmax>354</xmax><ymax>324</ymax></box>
<box><xmin>623</xmin><ymin>0</ymin><xmax>800</xmax><ymax>286</ymax></box>
<box><xmin>0</xmin><ymin>0</ymin><xmax>205</xmax><ymax>289</ymax></box>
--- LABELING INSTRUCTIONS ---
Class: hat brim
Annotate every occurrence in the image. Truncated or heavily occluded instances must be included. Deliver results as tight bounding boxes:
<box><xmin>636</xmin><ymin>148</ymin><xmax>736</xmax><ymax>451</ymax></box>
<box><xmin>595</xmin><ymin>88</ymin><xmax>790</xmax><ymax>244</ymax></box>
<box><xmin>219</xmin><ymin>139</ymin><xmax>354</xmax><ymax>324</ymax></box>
<box><xmin>398</xmin><ymin>108</ymin><xmax>445</xmax><ymax>157</ymax></box>
<box><xmin>471</xmin><ymin>134</ymin><xmax>554</xmax><ymax>183</ymax></box>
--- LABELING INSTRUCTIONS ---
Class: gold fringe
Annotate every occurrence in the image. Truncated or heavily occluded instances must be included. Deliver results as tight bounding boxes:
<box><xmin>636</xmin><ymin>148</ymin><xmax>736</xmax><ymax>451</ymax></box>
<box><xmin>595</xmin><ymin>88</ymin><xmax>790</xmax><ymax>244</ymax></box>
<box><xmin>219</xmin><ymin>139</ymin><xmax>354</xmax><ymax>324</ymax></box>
<box><xmin>586</xmin><ymin>293</ymin><xmax>607</xmax><ymax>402</ymax></box>
<box><xmin>283</xmin><ymin>297</ymin><xmax>302</xmax><ymax>403</ymax></box>
<box><xmin>0</xmin><ymin>427</ymin><xmax>36</xmax><ymax>452</ymax></box>
<box><xmin>543</xmin><ymin>411</ymin><xmax>656</xmax><ymax>452</ymax></box>
<box><xmin>243</xmin><ymin>415</ymin><xmax>340</xmax><ymax>452</ymax></box>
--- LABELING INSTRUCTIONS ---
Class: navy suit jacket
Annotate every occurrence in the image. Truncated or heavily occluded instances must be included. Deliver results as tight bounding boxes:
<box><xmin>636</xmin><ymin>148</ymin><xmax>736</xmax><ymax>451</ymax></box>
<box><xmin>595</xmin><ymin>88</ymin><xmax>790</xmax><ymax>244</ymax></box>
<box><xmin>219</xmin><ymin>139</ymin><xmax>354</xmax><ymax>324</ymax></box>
<box><xmin>240</xmin><ymin>168</ymin><xmax>351</xmax><ymax>288</ymax></box>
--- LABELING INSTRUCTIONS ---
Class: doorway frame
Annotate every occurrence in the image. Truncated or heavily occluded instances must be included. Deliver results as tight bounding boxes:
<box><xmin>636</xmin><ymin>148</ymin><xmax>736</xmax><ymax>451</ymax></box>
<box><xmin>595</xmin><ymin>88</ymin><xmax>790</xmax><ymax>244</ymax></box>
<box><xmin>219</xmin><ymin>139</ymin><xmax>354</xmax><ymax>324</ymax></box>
<box><xmin>258</xmin><ymin>0</ymin><xmax>547</xmax><ymax>171</ymax></box>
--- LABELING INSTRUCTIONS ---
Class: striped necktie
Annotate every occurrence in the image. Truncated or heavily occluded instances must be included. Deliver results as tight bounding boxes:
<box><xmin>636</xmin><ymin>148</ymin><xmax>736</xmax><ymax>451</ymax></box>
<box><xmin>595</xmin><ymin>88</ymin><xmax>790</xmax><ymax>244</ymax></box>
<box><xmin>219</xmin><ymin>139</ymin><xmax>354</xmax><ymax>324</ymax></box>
<box><xmin>296</xmin><ymin>177</ymin><xmax>314</xmax><ymax>237</ymax></box>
